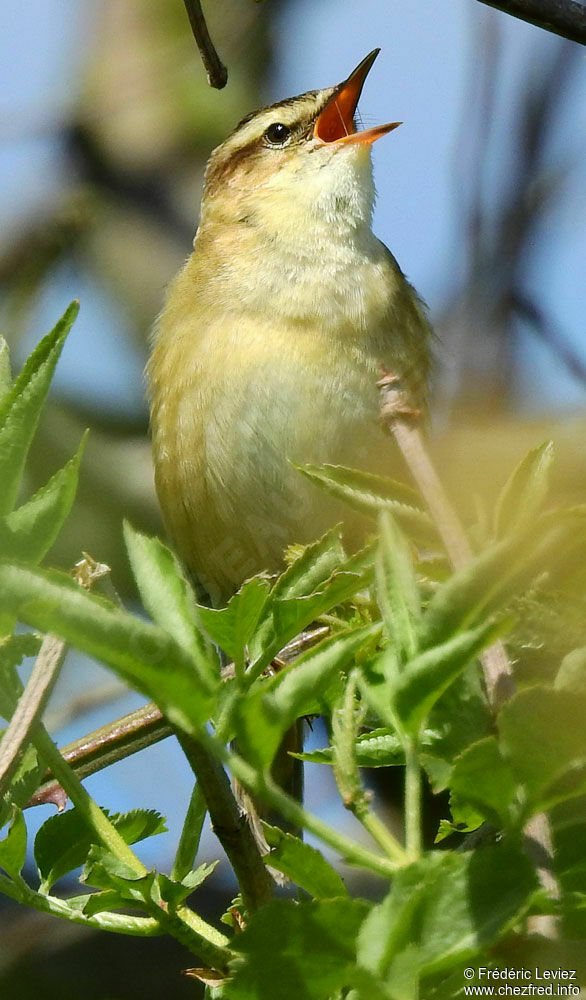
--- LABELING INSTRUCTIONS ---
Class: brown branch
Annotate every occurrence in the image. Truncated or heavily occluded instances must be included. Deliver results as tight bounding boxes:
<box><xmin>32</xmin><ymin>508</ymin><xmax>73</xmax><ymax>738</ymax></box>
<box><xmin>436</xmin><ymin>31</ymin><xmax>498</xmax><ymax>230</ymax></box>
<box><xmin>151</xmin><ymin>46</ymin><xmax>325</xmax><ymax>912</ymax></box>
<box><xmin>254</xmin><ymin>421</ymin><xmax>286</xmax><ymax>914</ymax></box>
<box><xmin>182</xmin><ymin>0</ymin><xmax>228</xmax><ymax>89</ymax></box>
<box><xmin>476</xmin><ymin>0</ymin><xmax>586</xmax><ymax>44</ymax></box>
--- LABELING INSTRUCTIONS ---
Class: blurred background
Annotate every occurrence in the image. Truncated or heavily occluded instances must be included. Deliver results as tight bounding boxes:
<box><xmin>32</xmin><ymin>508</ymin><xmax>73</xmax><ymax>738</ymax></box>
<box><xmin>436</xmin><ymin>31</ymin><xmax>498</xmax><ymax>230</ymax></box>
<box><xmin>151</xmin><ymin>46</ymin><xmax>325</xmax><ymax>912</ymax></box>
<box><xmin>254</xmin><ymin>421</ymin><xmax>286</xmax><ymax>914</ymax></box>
<box><xmin>1</xmin><ymin>0</ymin><xmax>585</xmax><ymax>996</ymax></box>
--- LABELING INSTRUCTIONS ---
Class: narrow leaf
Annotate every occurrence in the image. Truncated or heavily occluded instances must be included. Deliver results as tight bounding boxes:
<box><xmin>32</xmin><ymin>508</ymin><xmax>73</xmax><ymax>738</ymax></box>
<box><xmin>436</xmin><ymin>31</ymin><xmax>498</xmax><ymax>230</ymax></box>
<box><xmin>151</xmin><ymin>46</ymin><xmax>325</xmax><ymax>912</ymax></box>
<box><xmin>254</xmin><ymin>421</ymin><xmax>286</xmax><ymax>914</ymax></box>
<box><xmin>393</xmin><ymin>617</ymin><xmax>509</xmax><ymax>734</ymax></box>
<box><xmin>0</xmin><ymin>337</ymin><xmax>11</xmax><ymax>403</ymax></box>
<box><xmin>0</xmin><ymin>563</ymin><xmax>217</xmax><ymax>738</ymax></box>
<box><xmin>494</xmin><ymin>441</ymin><xmax>554</xmax><ymax>538</ymax></box>
<box><xmin>123</xmin><ymin>522</ymin><xmax>217</xmax><ymax>683</ymax></box>
<box><xmin>296</xmin><ymin>462</ymin><xmax>435</xmax><ymax>544</ymax></box>
<box><xmin>375</xmin><ymin>511</ymin><xmax>420</xmax><ymax>662</ymax></box>
<box><xmin>0</xmin><ymin>302</ymin><xmax>78</xmax><ymax>515</ymax></box>
<box><xmin>0</xmin><ymin>433</ymin><xmax>86</xmax><ymax>563</ymax></box>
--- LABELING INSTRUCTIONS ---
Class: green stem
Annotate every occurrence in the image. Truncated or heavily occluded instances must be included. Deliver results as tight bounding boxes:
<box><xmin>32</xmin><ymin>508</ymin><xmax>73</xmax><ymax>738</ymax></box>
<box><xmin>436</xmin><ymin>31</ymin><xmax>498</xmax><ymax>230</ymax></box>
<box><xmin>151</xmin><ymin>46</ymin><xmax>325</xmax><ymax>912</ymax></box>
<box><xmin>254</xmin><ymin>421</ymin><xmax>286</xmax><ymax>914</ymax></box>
<box><xmin>171</xmin><ymin>781</ymin><xmax>207</xmax><ymax>881</ymax></box>
<box><xmin>354</xmin><ymin>804</ymin><xmax>406</xmax><ymax>865</ymax></box>
<box><xmin>32</xmin><ymin>726</ymin><xmax>148</xmax><ymax>876</ymax></box>
<box><xmin>201</xmin><ymin>733</ymin><xmax>400</xmax><ymax>879</ymax></box>
<box><xmin>0</xmin><ymin>872</ymin><xmax>161</xmax><ymax>937</ymax></box>
<box><xmin>404</xmin><ymin>738</ymin><xmax>422</xmax><ymax>860</ymax></box>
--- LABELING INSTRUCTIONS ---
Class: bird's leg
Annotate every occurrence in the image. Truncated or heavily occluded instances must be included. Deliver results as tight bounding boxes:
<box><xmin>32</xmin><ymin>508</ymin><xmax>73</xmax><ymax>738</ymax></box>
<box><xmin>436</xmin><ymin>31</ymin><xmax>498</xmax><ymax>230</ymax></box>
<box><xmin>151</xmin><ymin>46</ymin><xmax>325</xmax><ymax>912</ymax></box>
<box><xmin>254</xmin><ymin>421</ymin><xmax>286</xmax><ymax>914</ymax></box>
<box><xmin>377</xmin><ymin>366</ymin><xmax>422</xmax><ymax>423</ymax></box>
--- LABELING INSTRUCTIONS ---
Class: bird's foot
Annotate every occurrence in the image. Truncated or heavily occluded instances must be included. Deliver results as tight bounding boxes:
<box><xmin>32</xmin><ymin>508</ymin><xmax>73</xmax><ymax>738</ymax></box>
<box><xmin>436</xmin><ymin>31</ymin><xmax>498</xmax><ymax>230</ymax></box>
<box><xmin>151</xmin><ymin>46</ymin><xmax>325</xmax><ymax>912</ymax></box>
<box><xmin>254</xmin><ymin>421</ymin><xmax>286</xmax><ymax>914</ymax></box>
<box><xmin>377</xmin><ymin>366</ymin><xmax>422</xmax><ymax>423</ymax></box>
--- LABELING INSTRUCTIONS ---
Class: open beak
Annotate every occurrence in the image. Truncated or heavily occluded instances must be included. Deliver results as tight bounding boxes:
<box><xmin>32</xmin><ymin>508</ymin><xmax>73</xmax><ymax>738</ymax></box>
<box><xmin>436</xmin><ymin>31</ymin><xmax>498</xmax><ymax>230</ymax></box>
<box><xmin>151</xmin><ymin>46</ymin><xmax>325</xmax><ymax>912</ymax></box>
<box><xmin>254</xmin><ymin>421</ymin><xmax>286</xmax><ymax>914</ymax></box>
<box><xmin>314</xmin><ymin>49</ymin><xmax>401</xmax><ymax>147</ymax></box>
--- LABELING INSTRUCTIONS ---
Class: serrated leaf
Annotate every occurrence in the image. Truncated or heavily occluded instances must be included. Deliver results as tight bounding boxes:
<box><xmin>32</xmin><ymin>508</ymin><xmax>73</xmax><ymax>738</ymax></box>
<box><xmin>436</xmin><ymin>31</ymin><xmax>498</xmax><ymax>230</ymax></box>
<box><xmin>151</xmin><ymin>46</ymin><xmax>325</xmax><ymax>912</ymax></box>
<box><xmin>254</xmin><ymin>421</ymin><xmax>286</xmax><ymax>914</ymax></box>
<box><xmin>499</xmin><ymin>686</ymin><xmax>586</xmax><ymax>816</ymax></box>
<box><xmin>235</xmin><ymin>624</ymin><xmax>381</xmax><ymax>769</ymax></box>
<box><xmin>0</xmin><ymin>563</ymin><xmax>217</xmax><ymax>738</ymax></box>
<box><xmin>393</xmin><ymin>617</ymin><xmax>510</xmax><ymax>734</ymax></box>
<box><xmin>262</xmin><ymin>824</ymin><xmax>347</xmax><ymax>897</ymax></box>
<box><xmin>0</xmin><ymin>433</ymin><xmax>86</xmax><ymax>564</ymax></box>
<box><xmin>0</xmin><ymin>302</ymin><xmax>78</xmax><ymax>515</ymax></box>
<box><xmin>376</xmin><ymin>511</ymin><xmax>420</xmax><ymax>662</ymax></box>
<box><xmin>157</xmin><ymin>861</ymin><xmax>218</xmax><ymax>907</ymax></box>
<box><xmin>292</xmin><ymin>728</ymin><xmax>406</xmax><ymax>768</ymax></box>
<box><xmin>494</xmin><ymin>441</ymin><xmax>554</xmax><ymax>538</ymax></box>
<box><xmin>449</xmin><ymin>737</ymin><xmax>518</xmax><ymax>829</ymax></box>
<box><xmin>228</xmin><ymin>898</ymin><xmax>370</xmax><ymax>1000</ymax></box>
<box><xmin>196</xmin><ymin>575</ymin><xmax>271</xmax><ymax>670</ymax></box>
<box><xmin>296</xmin><ymin>463</ymin><xmax>435</xmax><ymax>545</ymax></box>
<box><xmin>123</xmin><ymin>522</ymin><xmax>217</xmax><ymax>683</ymax></box>
<box><xmin>35</xmin><ymin>806</ymin><xmax>166</xmax><ymax>892</ymax></box>
<box><xmin>0</xmin><ymin>807</ymin><xmax>26</xmax><ymax>878</ymax></box>
<box><xmin>358</xmin><ymin>842</ymin><xmax>536</xmax><ymax>982</ymax></box>
<box><xmin>273</xmin><ymin>526</ymin><xmax>347</xmax><ymax>603</ymax></box>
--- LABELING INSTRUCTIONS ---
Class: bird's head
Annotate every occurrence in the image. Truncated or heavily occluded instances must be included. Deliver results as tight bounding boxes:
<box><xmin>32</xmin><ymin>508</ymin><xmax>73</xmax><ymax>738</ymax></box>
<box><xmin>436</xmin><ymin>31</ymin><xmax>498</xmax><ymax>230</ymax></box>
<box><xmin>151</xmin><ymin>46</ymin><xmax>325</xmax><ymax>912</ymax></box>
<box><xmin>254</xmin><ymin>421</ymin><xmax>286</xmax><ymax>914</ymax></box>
<box><xmin>201</xmin><ymin>50</ymin><xmax>400</xmax><ymax>240</ymax></box>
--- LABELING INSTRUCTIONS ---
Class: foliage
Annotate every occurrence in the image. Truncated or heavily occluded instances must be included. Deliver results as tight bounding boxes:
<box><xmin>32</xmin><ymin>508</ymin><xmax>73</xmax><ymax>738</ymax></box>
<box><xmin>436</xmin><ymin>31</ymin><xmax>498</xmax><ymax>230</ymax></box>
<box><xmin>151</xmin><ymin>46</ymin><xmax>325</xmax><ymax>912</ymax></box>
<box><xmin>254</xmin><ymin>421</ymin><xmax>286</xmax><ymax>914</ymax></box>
<box><xmin>0</xmin><ymin>310</ymin><xmax>586</xmax><ymax>998</ymax></box>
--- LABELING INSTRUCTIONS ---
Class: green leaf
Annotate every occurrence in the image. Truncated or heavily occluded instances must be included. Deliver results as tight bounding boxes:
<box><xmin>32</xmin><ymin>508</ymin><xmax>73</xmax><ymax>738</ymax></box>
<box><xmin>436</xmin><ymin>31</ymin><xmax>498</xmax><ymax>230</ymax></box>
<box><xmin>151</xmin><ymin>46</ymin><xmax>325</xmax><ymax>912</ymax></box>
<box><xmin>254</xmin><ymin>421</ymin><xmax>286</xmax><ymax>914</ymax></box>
<box><xmin>0</xmin><ymin>433</ymin><xmax>86</xmax><ymax>564</ymax></box>
<box><xmin>494</xmin><ymin>441</ymin><xmax>554</xmax><ymax>538</ymax></box>
<box><xmin>0</xmin><ymin>337</ymin><xmax>11</xmax><ymax>404</ymax></box>
<box><xmin>196</xmin><ymin>575</ymin><xmax>271</xmax><ymax>670</ymax></box>
<box><xmin>0</xmin><ymin>302</ymin><xmax>78</xmax><ymax>515</ymax></box>
<box><xmin>296</xmin><ymin>463</ymin><xmax>435</xmax><ymax>545</ymax></box>
<box><xmin>236</xmin><ymin>624</ymin><xmax>380</xmax><ymax>769</ymax></box>
<box><xmin>272</xmin><ymin>525</ymin><xmax>346</xmax><ymax>602</ymax></box>
<box><xmin>82</xmin><ymin>846</ymin><xmax>155</xmax><ymax>900</ymax></box>
<box><xmin>449</xmin><ymin>737</ymin><xmax>519</xmax><ymax>829</ymax></box>
<box><xmin>499</xmin><ymin>686</ymin><xmax>586</xmax><ymax>816</ymax></box>
<box><xmin>555</xmin><ymin>647</ymin><xmax>586</xmax><ymax>694</ymax></box>
<box><xmin>262</xmin><ymin>824</ymin><xmax>347</xmax><ymax>898</ymax></box>
<box><xmin>0</xmin><ymin>632</ymin><xmax>40</xmax><ymax>719</ymax></box>
<box><xmin>0</xmin><ymin>744</ymin><xmax>44</xmax><ymax>830</ymax></box>
<box><xmin>0</xmin><ymin>563</ymin><xmax>217</xmax><ymax>737</ymax></box>
<box><xmin>228</xmin><ymin>898</ymin><xmax>370</xmax><ymax>1000</ymax></box>
<box><xmin>0</xmin><ymin>807</ymin><xmax>26</xmax><ymax>878</ymax></box>
<box><xmin>375</xmin><ymin>511</ymin><xmax>420</xmax><ymax>662</ymax></box>
<box><xmin>35</xmin><ymin>806</ymin><xmax>166</xmax><ymax>892</ymax></box>
<box><xmin>123</xmin><ymin>522</ymin><xmax>217</xmax><ymax>683</ymax></box>
<box><xmin>82</xmin><ymin>889</ymin><xmax>131</xmax><ymax>917</ymax></box>
<box><xmin>419</xmin><ymin>518</ymin><xmax>585</xmax><ymax>652</ymax></box>
<box><xmin>392</xmin><ymin>617</ymin><xmax>509</xmax><ymax>734</ymax></box>
<box><xmin>292</xmin><ymin>728</ymin><xmax>406</xmax><ymax>768</ymax></box>
<box><xmin>419</xmin><ymin>665</ymin><xmax>492</xmax><ymax>794</ymax></box>
<box><xmin>357</xmin><ymin>842</ymin><xmax>537</xmax><ymax>982</ymax></box>
<box><xmin>157</xmin><ymin>861</ymin><xmax>218</xmax><ymax>907</ymax></box>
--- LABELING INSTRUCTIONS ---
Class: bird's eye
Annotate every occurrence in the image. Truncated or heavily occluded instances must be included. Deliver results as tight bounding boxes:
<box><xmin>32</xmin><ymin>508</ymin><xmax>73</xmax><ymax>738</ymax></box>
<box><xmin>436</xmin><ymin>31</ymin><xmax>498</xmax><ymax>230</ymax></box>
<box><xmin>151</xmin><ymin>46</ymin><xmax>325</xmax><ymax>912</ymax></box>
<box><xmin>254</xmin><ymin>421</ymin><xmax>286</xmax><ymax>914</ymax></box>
<box><xmin>264</xmin><ymin>122</ymin><xmax>292</xmax><ymax>146</ymax></box>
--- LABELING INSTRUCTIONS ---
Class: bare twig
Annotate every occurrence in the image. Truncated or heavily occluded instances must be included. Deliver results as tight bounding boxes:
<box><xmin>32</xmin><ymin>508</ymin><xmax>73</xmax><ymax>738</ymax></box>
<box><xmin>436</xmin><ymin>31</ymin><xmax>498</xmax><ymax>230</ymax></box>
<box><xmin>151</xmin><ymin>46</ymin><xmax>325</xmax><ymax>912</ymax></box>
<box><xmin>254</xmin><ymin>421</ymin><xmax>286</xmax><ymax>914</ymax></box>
<box><xmin>378</xmin><ymin>378</ymin><xmax>559</xmax><ymax>934</ymax></box>
<box><xmin>476</xmin><ymin>0</ymin><xmax>586</xmax><ymax>44</ymax></box>
<box><xmin>182</xmin><ymin>0</ymin><xmax>228</xmax><ymax>89</ymax></box>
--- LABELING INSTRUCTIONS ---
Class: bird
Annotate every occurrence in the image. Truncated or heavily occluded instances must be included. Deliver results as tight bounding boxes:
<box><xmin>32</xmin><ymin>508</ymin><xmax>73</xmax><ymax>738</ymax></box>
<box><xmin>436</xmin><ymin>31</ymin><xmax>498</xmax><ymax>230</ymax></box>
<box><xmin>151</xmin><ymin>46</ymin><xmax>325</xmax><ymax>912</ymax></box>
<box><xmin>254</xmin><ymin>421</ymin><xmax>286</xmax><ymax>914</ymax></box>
<box><xmin>148</xmin><ymin>48</ymin><xmax>431</xmax><ymax>609</ymax></box>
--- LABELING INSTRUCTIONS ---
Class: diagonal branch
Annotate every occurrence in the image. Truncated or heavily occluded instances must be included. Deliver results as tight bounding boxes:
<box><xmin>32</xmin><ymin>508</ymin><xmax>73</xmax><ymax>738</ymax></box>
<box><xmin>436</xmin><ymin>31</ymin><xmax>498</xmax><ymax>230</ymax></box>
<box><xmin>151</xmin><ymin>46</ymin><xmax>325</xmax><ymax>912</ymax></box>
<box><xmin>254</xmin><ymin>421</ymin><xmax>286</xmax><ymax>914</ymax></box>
<box><xmin>476</xmin><ymin>0</ymin><xmax>586</xmax><ymax>45</ymax></box>
<box><xmin>183</xmin><ymin>0</ymin><xmax>228</xmax><ymax>88</ymax></box>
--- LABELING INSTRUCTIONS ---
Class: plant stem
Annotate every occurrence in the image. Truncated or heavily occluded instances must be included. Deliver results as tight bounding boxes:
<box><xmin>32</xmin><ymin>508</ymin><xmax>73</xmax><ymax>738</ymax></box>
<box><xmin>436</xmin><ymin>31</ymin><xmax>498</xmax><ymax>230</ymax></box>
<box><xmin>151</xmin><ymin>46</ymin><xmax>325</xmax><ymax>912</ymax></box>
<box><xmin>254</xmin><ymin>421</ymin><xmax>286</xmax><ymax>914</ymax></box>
<box><xmin>214</xmin><ymin>737</ymin><xmax>401</xmax><ymax>879</ymax></box>
<box><xmin>354</xmin><ymin>804</ymin><xmax>406</xmax><ymax>865</ymax></box>
<box><xmin>404</xmin><ymin>738</ymin><xmax>422</xmax><ymax>860</ymax></box>
<box><xmin>176</xmin><ymin>731</ymin><xmax>274</xmax><ymax>911</ymax></box>
<box><xmin>32</xmin><ymin>725</ymin><xmax>148</xmax><ymax>876</ymax></box>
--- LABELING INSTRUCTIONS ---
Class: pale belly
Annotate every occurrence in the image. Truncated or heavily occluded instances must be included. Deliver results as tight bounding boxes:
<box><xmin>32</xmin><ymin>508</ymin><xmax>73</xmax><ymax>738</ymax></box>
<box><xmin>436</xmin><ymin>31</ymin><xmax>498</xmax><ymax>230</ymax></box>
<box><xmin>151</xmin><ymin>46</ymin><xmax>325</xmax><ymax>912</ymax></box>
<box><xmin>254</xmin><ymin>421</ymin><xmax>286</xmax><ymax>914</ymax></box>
<box><xmin>151</xmin><ymin>317</ymin><xmax>393</xmax><ymax>604</ymax></box>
